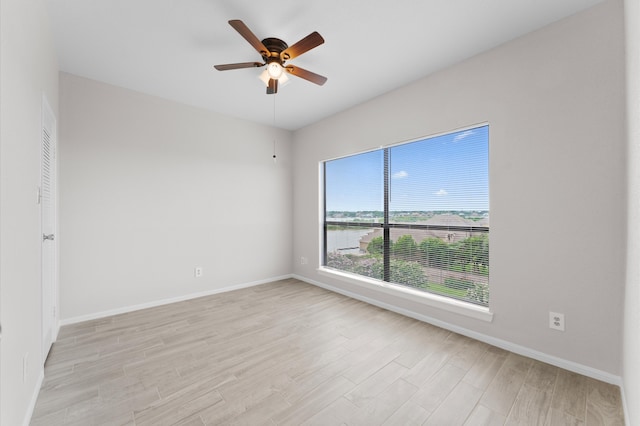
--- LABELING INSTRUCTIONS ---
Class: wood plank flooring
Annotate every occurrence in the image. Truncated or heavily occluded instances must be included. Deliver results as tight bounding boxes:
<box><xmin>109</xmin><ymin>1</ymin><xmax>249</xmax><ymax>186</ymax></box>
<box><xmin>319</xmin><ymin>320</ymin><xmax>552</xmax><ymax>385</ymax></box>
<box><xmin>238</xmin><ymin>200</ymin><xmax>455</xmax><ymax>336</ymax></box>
<box><xmin>30</xmin><ymin>279</ymin><xmax>625</xmax><ymax>425</ymax></box>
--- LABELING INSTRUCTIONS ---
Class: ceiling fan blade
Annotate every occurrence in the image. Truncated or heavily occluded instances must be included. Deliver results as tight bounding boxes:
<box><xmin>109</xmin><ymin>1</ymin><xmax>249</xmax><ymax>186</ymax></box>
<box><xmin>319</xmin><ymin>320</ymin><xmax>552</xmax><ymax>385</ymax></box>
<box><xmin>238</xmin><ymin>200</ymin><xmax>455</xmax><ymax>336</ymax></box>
<box><xmin>228</xmin><ymin>20</ymin><xmax>269</xmax><ymax>57</ymax></box>
<box><xmin>266</xmin><ymin>78</ymin><xmax>278</xmax><ymax>95</ymax></box>
<box><xmin>214</xmin><ymin>62</ymin><xmax>264</xmax><ymax>71</ymax></box>
<box><xmin>280</xmin><ymin>32</ymin><xmax>324</xmax><ymax>61</ymax></box>
<box><xmin>285</xmin><ymin>65</ymin><xmax>327</xmax><ymax>86</ymax></box>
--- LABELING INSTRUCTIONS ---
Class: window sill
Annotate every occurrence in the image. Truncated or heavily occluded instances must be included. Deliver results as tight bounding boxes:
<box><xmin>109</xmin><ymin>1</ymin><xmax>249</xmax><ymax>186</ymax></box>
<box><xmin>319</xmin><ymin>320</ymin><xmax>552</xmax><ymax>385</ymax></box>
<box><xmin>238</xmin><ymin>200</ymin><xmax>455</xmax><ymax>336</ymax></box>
<box><xmin>317</xmin><ymin>267</ymin><xmax>494</xmax><ymax>322</ymax></box>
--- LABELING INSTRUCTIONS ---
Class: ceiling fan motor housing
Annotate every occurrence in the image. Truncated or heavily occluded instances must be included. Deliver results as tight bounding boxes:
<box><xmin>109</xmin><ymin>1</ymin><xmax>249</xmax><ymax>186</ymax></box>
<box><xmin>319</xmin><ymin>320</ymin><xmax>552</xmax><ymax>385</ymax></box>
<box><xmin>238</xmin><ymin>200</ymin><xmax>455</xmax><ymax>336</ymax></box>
<box><xmin>262</xmin><ymin>38</ymin><xmax>289</xmax><ymax>62</ymax></box>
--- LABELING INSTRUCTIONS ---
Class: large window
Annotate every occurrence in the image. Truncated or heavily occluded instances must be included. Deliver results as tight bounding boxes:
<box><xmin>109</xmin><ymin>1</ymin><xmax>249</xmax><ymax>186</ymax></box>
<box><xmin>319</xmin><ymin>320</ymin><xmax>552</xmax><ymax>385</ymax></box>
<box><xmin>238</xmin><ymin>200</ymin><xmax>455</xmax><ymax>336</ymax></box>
<box><xmin>323</xmin><ymin>125</ymin><xmax>489</xmax><ymax>306</ymax></box>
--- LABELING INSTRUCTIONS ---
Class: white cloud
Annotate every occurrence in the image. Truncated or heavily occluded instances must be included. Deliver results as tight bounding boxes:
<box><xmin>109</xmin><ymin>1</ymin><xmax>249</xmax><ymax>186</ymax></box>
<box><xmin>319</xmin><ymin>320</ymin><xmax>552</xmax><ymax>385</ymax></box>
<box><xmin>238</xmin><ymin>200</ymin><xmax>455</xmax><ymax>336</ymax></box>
<box><xmin>392</xmin><ymin>170</ymin><xmax>408</xmax><ymax>179</ymax></box>
<box><xmin>434</xmin><ymin>189</ymin><xmax>448</xmax><ymax>196</ymax></box>
<box><xmin>453</xmin><ymin>130</ymin><xmax>474</xmax><ymax>142</ymax></box>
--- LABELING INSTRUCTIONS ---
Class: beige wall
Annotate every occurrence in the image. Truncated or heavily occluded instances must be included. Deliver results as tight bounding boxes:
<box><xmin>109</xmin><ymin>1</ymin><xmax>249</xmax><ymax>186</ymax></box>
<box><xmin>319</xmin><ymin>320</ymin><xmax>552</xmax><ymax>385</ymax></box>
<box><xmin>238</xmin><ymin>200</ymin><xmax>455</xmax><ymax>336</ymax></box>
<box><xmin>59</xmin><ymin>73</ymin><xmax>293</xmax><ymax>320</ymax></box>
<box><xmin>3</xmin><ymin>0</ymin><xmax>635</xmax><ymax>424</ymax></box>
<box><xmin>624</xmin><ymin>0</ymin><xmax>640</xmax><ymax>422</ymax></box>
<box><xmin>293</xmin><ymin>0</ymin><xmax>626</xmax><ymax>377</ymax></box>
<box><xmin>0</xmin><ymin>0</ymin><xmax>59</xmax><ymax>424</ymax></box>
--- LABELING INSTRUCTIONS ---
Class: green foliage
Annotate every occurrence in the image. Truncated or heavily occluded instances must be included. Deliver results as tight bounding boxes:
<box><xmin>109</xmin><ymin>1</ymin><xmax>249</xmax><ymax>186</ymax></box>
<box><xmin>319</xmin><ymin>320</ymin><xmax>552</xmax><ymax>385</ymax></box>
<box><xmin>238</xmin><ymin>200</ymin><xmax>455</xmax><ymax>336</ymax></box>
<box><xmin>326</xmin><ymin>225</ymin><xmax>351</xmax><ymax>231</ymax></box>
<box><xmin>418</xmin><ymin>234</ymin><xmax>489</xmax><ymax>273</ymax></box>
<box><xmin>326</xmin><ymin>231</ymin><xmax>490</xmax><ymax>307</ymax></box>
<box><xmin>456</xmin><ymin>234</ymin><xmax>489</xmax><ymax>272</ymax></box>
<box><xmin>381</xmin><ymin>259</ymin><xmax>427</xmax><ymax>288</ymax></box>
<box><xmin>392</xmin><ymin>260</ymin><xmax>427</xmax><ymax>287</ymax></box>
<box><xmin>326</xmin><ymin>251</ymin><xmax>357</xmax><ymax>271</ymax></box>
<box><xmin>325</xmin><ymin>252</ymin><xmax>382</xmax><ymax>280</ymax></box>
<box><xmin>354</xmin><ymin>257</ymin><xmax>383</xmax><ymax>280</ymax></box>
<box><xmin>444</xmin><ymin>277</ymin><xmax>475</xmax><ymax>290</ymax></box>
<box><xmin>466</xmin><ymin>282</ymin><xmax>490</xmax><ymax>305</ymax></box>
<box><xmin>367</xmin><ymin>236</ymin><xmax>384</xmax><ymax>256</ymax></box>
<box><xmin>391</xmin><ymin>216</ymin><xmax>421</xmax><ymax>223</ymax></box>
<box><xmin>327</xmin><ymin>252</ymin><xmax>425</xmax><ymax>288</ymax></box>
<box><xmin>419</xmin><ymin>237</ymin><xmax>451</xmax><ymax>268</ymax></box>
<box><xmin>392</xmin><ymin>235</ymin><xmax>419</xmax><ymax>261</ymax></box>
<box><xmin>425</xmin><ymin>283</ymin><xmax>468</xmax><ymax>298</ymax></box>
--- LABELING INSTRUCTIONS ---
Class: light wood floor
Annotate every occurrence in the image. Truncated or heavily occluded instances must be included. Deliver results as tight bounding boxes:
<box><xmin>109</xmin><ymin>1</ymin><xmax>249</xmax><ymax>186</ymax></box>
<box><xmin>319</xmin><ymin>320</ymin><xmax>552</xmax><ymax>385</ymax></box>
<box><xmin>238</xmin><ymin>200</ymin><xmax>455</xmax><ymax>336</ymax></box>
<box><xmin>31</xmin><ymin>279</ymin><xmax>625</xmax><ymax>425</ymax></box>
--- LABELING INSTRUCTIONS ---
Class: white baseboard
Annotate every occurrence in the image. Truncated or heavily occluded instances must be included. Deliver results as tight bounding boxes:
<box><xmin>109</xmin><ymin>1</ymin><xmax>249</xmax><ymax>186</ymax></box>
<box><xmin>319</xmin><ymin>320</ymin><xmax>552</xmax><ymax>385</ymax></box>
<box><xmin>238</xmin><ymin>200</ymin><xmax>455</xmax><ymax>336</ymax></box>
<box><xmin>293</xmin><ymin>274</ymin><xmax>623</xmax><ymax>387</ymax></box>
<box><xmin>59</xmin><ymin>274</ymin><xmax>293</xmax><ymax>326</ymax></box>
<box><xmin>23</xmin><ymin>368</ymin><xmax>44</xmax><ymax>426</ymax></box>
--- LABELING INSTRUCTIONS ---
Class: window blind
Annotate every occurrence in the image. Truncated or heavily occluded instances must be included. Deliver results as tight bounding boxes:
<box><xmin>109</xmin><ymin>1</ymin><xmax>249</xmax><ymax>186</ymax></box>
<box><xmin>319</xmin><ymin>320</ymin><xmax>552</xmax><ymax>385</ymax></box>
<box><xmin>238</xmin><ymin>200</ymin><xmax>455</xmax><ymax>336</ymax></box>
<box><xmin>324</xmin><ymin>125</ymin><xmax>490</xmax><ymax>306</ymax></box>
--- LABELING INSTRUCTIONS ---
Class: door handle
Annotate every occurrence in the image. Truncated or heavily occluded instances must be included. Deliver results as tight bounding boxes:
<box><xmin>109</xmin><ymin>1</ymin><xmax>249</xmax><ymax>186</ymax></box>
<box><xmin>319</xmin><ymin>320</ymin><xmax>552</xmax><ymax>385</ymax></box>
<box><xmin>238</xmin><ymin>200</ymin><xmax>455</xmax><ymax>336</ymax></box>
<box><xmin>43</xmin><ymin>234</ymin><xmax>55</xmax><ymax>241</ymax></box>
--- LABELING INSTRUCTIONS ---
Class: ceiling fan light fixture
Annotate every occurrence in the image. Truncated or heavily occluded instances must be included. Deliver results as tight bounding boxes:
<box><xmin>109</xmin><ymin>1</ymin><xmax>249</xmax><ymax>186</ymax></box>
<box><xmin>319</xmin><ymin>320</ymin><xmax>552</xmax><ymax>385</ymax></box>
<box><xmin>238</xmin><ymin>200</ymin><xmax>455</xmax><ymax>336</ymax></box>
<box><xmin>258</xmin><ymin>69</ymin><xmax>270</xmax><ymax>86</ymax></box>
<box><xmin>267</xmin><ymin>62</ymin><xmax>284</xmax><ymax>79</ymax></box>
<box><xmin>259</xmin><ymin>67</ymin><xmax>289</xmax><ymax>87</ymax></box>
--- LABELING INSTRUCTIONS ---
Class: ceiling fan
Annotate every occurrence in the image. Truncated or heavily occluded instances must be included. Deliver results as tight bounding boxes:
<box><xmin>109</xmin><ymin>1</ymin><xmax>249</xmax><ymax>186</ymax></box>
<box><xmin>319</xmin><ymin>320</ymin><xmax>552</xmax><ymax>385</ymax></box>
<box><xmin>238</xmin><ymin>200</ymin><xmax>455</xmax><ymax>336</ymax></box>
<box><xmin>214</xmin><ymin>20</ymin><xmax>327</xmax><ymax>95</ymax></box>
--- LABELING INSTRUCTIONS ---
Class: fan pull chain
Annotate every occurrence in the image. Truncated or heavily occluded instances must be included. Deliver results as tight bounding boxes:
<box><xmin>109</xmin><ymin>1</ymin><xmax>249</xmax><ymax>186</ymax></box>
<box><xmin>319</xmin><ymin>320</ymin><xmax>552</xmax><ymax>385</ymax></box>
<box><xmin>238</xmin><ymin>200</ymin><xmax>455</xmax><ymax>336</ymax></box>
<box><xmin>272</xmin><ymin>94</ymin><xmax>277</xmax><ymax>163</ymax></box>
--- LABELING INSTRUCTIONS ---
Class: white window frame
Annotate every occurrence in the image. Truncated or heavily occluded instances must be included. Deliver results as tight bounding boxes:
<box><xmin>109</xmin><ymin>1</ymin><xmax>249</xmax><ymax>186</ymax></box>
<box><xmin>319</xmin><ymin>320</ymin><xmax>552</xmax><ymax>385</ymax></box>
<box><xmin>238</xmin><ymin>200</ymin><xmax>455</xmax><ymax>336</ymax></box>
<box><xmin>319</xmin><ymin>124</ymin><xmax>492</xmax><ymax>322</ymax></box>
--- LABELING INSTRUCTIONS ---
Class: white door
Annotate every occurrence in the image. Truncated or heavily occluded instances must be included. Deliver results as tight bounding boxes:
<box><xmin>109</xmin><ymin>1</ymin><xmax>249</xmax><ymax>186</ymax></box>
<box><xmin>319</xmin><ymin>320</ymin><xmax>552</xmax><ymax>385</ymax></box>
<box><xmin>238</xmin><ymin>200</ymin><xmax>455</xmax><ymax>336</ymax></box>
<box><xmin>41</xmin><ymin>96</ymin><xmax>57</xmax><ymax>360</ymax></box>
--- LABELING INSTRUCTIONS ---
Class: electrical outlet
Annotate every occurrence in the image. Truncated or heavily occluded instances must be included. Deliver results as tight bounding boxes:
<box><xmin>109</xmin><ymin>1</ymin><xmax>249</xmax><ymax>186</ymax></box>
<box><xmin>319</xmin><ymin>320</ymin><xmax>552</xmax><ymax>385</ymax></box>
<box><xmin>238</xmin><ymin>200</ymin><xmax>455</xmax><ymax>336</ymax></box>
<box><xmin>194</xmin><ymin>267</ymin><xmax>203</xmax><ymax>278</ymax></box>
<box><xmin>300</xmin><ymin>256</ymin><xmax>308</xmax><ymax>265</ymax></box>
<box><xmin>549</xmin><ymin>312</ymin><xmax>565</xmax><ymax>331</ymax></box>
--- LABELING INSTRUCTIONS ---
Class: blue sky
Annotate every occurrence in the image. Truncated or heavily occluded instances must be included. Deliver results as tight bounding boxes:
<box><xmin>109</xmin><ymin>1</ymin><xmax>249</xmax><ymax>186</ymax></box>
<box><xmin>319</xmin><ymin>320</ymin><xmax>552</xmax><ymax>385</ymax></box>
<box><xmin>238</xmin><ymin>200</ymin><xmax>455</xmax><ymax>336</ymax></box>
<box><xmin>325</xmin><ymin>125</ymin><xmax>489</xmax><ymax>212</ymax></box>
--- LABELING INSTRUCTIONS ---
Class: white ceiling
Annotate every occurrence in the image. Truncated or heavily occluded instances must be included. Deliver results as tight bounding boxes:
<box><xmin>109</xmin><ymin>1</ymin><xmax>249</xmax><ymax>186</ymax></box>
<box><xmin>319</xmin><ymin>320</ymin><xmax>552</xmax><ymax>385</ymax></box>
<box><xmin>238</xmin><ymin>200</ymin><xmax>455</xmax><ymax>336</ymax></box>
<box><xmin>45</xmin><ymin>0</ymin><xmax>604</xmax><ymax>130</ymax></box>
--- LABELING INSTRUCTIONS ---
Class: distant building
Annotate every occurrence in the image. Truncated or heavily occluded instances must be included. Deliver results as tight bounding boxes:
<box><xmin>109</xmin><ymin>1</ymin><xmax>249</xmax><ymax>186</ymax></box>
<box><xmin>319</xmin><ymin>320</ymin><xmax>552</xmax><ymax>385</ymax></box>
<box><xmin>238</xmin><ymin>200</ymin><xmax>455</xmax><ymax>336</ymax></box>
<box><xmin>359</xmin><ymin>214</ymin><xmax>488</xmax><ymax>252</ymax></box>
